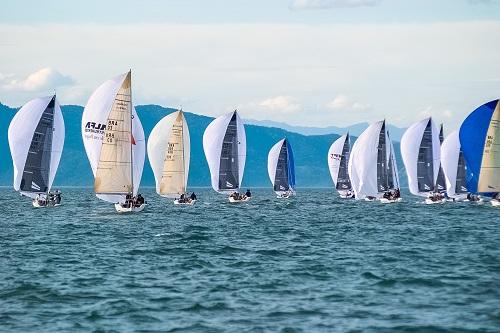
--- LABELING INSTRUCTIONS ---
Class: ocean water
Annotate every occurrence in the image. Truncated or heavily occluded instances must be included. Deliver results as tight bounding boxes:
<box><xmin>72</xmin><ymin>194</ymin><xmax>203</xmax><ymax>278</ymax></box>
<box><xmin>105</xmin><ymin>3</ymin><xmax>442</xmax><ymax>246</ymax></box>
<box><xmin>0</xmin><ymin>187</ymin><xmax>499</xmax><ymax>333</ymax></box>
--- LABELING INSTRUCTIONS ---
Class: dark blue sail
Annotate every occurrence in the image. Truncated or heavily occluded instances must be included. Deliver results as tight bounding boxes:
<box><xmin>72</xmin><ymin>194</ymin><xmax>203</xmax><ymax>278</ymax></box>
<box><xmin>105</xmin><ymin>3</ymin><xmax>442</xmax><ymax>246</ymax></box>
<box><xmin>286</xmin><ymin>140</ymin><xmax>296</xmax><ymax>190</ymax></box>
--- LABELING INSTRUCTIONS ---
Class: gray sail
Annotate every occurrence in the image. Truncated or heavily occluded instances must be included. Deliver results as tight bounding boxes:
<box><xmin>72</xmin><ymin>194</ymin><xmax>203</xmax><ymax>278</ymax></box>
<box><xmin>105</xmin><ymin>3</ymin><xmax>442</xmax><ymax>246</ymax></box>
<box><xmin>19</xmin><ymin>96</ymin><xmax>55</xmax><ymax>193</ymax></box>
<box><xmin>456</xmin><ymin>150</ymin><xmax>468</xmax><ymax>194</ymax></box>
<box><xmin>336</xmin><ymin>134</ymin><xmax>352</xmax><ymax>191</ymax></box>
<box><xmin>417</xmin><ymin>119</ymin><xmax>434</xmax><ymax>192</ymax></box>
<box><xmin>387</xmin><ymin>131</ymin><xmax>396</xmax><ymax>190</ymax></box>
<box><xmin>218</xmin><ymin>112</ymin><xmax>239</xmax><ymax>190</ymax></box>
<box><xmin>377</xmin><ymin>121</ymin><xmax>388</xmax><ymax>192</ymax></box>
<box><xmin>274</xmin><ymin>140</ymin><xmax>290</xmax><ymax>191</ymax></box>
<box><xmin>435</xmin><ymin>124</ymin><xmax>447</xmax><ymax>193</ymax></box>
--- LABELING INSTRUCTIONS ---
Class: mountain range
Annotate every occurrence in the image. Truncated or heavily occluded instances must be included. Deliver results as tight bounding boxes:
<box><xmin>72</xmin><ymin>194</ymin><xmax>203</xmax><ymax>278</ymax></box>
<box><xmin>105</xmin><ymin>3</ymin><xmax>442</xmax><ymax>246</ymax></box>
<box><xmin>0</xmin><ymin>102</ymin><xmax>406</xmax><ymax>188</ymax></box>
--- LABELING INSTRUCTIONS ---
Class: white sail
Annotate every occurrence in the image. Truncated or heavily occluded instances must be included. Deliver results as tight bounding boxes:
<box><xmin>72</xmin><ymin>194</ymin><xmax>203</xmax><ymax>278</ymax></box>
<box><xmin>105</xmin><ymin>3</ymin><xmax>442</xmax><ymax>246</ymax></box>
<box><xmin>267</xmin><ymin>139</ymin><xmax>284</xmax><ymax>190</ymax></box>
<box><xmin>8</xmin><ymin>95</ymin><xmax>64</xmax><ymax>199</ymax></box>
<box><xmin>348</xmin><ymin>121</ymin><xmax>383</xmax><ymax>200</ymax></box>
<box><xmin>147</xmin><ymin>110</ymin><xmax>190</xmax><ymax>198</ymax></box>
<box><xmin>202</xmin><ymin>111</ymin><xmax>246</xmax><ymax>193</ymax></box>
<box><xmin>400</xmin><ymin>117</ymin><xmax>441</xmax><ymax>197</ymax></box>
<box><xmin>478</xmin><ymin>102</ymin><xmax>500</xmax><ymax>192</ymax></box>
<box><xmin>82</xmin><ymin>71</ymin><xmax>145</xmax><ymax>203</ymax></box>
<box><xmin>327</xmin><ymin>133</ymin><xmax>353</xmax><ymax>196</ymax></box>
<box><xmin>328</xmin><ymin>134</ymin><xmax>346</xmax><ymax>187</ymax></box>
<box><xmin>441</xmin><ymin>130</ymin><xmax>468</xmax><ymax>198</ymax></box>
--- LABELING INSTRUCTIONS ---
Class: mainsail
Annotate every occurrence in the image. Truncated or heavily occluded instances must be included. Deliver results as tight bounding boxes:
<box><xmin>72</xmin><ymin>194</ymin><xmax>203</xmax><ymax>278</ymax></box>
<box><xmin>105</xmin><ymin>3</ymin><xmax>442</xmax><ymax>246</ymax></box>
<box><xmin>401</xmin><ymin>117</ymin><xmax>441</xmax><ymax>197</ymax></box>
<box><xmin>441</xmin><ymin>130</ymin><xmax>468</xmax><ymax>198</ymax></box>
<box><xmin>328</xmin><ymin>133</ymin><xmax>352</xmax><ymax>193</ymax></box>
<box><xmin>203</xmin><ymin>110</ymin><xmax>246</xmax><ymax>193</ymax></box>
<box><xmin>82</xmin><ymin>71</ymin><xmax>145</xmax><ymax>203</ymax></box>
<box><xmin>268</xmin><ymin>138</ymin><xmax>296</xmax><ymax>194</ymax></box>
<box><xmin>147</xmin><ymin>110</ymin><xmax>190</xmax><ymax>198</ymax></box>
<box><xmin>8</xmin><ymin>95</ymin><xmax>65</xmax><ymax>199</ymax></box>
<box><xmin>460</xmin><ymin>99</ymin><xmax>500</xmax><ymax>195</ymax></box>
<box><xmin>434</xmin><ymin>124</ymin><xmax>447</xmax><ymax>193</ymax></box>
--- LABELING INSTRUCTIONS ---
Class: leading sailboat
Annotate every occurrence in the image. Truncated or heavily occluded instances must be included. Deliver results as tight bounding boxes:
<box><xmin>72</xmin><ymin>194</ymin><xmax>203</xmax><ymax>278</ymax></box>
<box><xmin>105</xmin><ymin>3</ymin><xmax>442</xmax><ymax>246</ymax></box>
<box><xmin>203</xmin><ymin>110</ymin><xmax>249</xmax><ymax>203</ymax></box>
<box><xmin>8</xmin><ymin>95</ymin><xmax>64</xmax><ymax>207</ymax></box>
<box><xmin>459</xmin><ymin>99</ymin><xmax>500</xmax><ymax>206</ymax></box>
<box><xmin>348</xmin><ymin>120</ymin><xmax>401</xmax><ymax>203</ymax></box>
<box><xmin>82</xmin><ymin>71</ymin><xmax>147</xmax><ymax>212</ymax></box>
<box><xmin>328</xmin><ymin>133</ymin><xmax>354</xmax><ymax>199</ymax></box>
<box><xmin>441</xmin><ymin>130</ymin><xmax>470</xmax><ymax>201</ymax></box>
<box><xmin>147</xmin><ymin>110</ymin><xmax>194</xmax><ymax>205</ymax></box>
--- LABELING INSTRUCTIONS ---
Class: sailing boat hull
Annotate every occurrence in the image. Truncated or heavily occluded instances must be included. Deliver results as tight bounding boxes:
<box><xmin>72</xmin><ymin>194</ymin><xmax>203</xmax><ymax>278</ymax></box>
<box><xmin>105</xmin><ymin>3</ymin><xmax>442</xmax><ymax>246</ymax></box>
<box><xmin>379</xmin><ymin>198</ymin><xmax>402</xmax><ymax>204</ymax></box>
<box><xmin>174</xmin><ymin>199</ymin><xmax>196</xmax><ymax>205</ymax></box>
<box><xmin>491</xmin><ymin>199</ymin><xmax>500</xmax><ymax>207</ymax></box>
<box><xmin>114</xmin><ymin>203</ymin><xmax>147</xmax><ymax>213</ymax></box>
<box><xmin>32</xmin><ymin>200</ymin><xmax>62</xmax><ymax>208</ymax></box>
<box><xmin>424</xmin><ymin>198</ymin><xmax>446</xmax><ymax>205</ymax></box>
<box><xmin>228</xmin><ymin>196</ymin><xmax>251</xmax><ymax>203</ymax></box>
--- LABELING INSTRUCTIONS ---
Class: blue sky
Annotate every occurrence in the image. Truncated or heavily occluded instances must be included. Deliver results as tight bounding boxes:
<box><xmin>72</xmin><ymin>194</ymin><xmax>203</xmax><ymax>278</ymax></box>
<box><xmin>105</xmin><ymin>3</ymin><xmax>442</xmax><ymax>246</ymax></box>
<box><xmin>1</xmin><ymin>0</ymin><xmax>500</xmax><ymax>129</ymax></box>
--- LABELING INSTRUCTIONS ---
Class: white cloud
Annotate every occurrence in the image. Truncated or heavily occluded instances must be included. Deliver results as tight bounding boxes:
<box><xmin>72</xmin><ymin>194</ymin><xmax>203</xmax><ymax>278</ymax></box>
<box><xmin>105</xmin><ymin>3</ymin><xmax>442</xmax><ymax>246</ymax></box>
<box><xmin>259</xmin><ymin>95</ymin><xmax>301</xmax><ymax>113</ymax></box>
<box><xmin>1</xmin><ymin>67</ymin><xmax>74</xmax><ymax>92</ymax></box>
<box><xmin>291</xmin><ymin>0</ymin><xmax>382</xmax><ymax>9</ymax></box>
<box><xmin>327</xmin><ymin>94</ymin><xmax>371</xmax><ymax>112</ymax></box>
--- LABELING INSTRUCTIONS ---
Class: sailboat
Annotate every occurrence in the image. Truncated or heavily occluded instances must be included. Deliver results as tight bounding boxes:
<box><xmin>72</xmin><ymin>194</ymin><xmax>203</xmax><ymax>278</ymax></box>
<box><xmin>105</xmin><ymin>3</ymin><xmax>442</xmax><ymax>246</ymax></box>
<box><xmin>268</xmin><ymin>138</ymin><xmax>296</xmax><ymax>198</ymax></box>
<box><xmin>8</xmin><ymin>95</ymin><xmax>64</xmax><ymax>207</ymax></box>
<box><xmin>348</xmin><ymin>120</ymin><xmax>401</xmax><ymax>203</ymax></box>
<box><xmin>401</xmin><ymin>117</ymin><xmax>443</xmax><ymax>204</ymax></box>
<box><xmin>441</xmin><ymin>130</ymin><xmax>469</xmax><ymax>201</ymax></box>
<box><xmin>147</xmin><ymin>110</ymin><xmax>194</xmax><ymax>205</ymax></box>
<box><xmin>459</xmin><ymin>99</ymin><xmax>500</xmax><ymax>207</ymax></box>
<box><xmin>81</xmin><ymin>71</ymin><xmax>147</xmax><ymax>213</ymax></box>
<box><xmin>327</xmin><ymin>133</ymin><xmax>354</xmax><ymax>198</ymax></box>
<box><xmin>203</xmin><ymin>110</ymin><xmax>248</xmax><ymax>203</ymax></box>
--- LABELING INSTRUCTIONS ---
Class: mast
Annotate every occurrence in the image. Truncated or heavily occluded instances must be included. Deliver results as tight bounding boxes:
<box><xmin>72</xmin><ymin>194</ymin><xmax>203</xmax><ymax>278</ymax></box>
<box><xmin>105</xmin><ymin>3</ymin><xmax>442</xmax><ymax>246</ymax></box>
<box><xmin>129</xmin><ymin>70</ymin><xmax>134</xmax><ymax>196</ymax></box>
<box><xmin>180</xmin><ymin>109</ymin><xmax>186</xmax><ymax>194</ymax></box>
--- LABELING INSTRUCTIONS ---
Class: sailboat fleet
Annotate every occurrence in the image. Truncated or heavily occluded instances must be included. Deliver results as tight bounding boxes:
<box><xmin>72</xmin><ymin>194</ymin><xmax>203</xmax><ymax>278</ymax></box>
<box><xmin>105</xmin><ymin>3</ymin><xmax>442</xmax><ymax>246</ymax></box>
<box><xmin>5</xmin><ymin>71</ymin><xmax>500</xmax><ymax>210</ymax></box>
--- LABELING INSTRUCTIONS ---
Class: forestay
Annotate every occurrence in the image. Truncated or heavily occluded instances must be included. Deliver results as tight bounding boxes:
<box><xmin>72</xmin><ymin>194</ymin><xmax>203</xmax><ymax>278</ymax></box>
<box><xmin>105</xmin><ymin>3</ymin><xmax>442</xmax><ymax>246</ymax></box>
<box><xmin>203</xmin><ymin>111</ymin><xmax>246</xmax><ymax>193</ymax></box>
<box><xmin>147</xmin><ymin>111</ymin><xmax>190</xmax><ymax>198</ymax></box>
<box><xmin>441</xmin><ymin>130</ymin><xmax>468</xmax><ymax>198</ymax></box>
<box><xmin>8</xmin><ymin>95</ymin><xmax>65</xmax><ymax>199</ymax></box>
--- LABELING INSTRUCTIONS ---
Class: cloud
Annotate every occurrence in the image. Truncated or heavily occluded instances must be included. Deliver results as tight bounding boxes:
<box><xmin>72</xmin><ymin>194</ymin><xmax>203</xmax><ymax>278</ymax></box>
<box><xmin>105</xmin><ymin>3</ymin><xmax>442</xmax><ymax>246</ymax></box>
<box><xmin>326</xmin><ymin>94</ymin><xmax>371</xmax><ymax>112</ymax></box>
<box><xmin>291</xmin><ymin>0</ymin><xmax>382</xmax><ymax>9</ymax></box>
<box><xmin>417</xmin><ymin>106</ymin><xmax>453</xmax><ymax>124</ymax></box>
<box><xmin>1</xmin><ymin>67</ymin><xmax>74</xmax><ymax>92</ymax></box>
<box><xmin>259</xmin><ymin>95</ymin><xmax>301</xmax><ymax>113</ymax></box>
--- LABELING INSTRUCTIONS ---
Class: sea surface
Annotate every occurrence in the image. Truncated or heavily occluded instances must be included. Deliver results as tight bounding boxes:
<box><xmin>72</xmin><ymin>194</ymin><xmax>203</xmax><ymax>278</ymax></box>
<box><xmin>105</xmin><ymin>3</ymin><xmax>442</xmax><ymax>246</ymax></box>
<box><xmin>0</xmin><ymin>188</ymin><xmax>499</xmax><ymax>333</ymax></box>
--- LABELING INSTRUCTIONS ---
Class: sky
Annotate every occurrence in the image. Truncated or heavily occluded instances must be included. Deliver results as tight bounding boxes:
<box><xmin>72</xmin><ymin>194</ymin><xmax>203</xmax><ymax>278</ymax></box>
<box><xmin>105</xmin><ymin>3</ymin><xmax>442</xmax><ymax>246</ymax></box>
<box><xmin>1</xmin><ymin>0</ymin><xmax>500</xmax><ymax>130</ymax></box>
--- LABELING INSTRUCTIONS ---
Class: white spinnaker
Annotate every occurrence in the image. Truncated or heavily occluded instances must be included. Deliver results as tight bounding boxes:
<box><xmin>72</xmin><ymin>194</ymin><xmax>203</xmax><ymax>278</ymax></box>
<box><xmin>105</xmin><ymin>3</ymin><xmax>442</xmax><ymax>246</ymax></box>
<box><xmin>147</xmin><ymin>111</ymin><xmax>190</xmax><ymax>197</ymax></box>
<box><xmin>267</xmin><ymin>139</ymin><xmax>285</xmax><ymax>189</ymax></box>
<box><xmin>82</xmin><ymin>72</ymin><xmax>145</xmax><ymax>203</ymax></box>
<box><xmin>348</xmin><ymin>121</ymin><xmax>384</xmax><ymax>200</ymax></box>
<box><xmin>441</xmin><ymin>130</ymin><xmax>464</xmax><ymax>198</ymax></box>
<box><xmin>328</xmin><ymin>134</ymin><xmax>347</xmax><ymax>188</ymax></box>
<box><xmin>400</xmin><ymin>117</ymin><xmax>440</xmax><ymax>197</ymax></box>
<box><xmin>8</xmin><ymin>95</ymin><xmax>65</xmax><ymax>199</ymax></box>
<box><xmin>202</xmin><ymin>111</ymin><xmax>246</xmax><ymax>193</ymax></box>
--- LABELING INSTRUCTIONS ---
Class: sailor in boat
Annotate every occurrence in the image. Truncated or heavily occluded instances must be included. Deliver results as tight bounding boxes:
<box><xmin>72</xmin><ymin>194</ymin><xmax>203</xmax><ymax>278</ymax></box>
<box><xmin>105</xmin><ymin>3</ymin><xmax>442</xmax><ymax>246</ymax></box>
<box><xmin>190</xmin><ymin>192</ymin><xmax>197</xmax><ymax>201</ymax></box>
<box><xmin>428</xmin><ymin>192</ymin><xmax>444</xmax><ymax>202</ymax></box>
<box><xmin>135</xmin><ymin>194</ymin><xmax>145</xmax><ymax>207</ymax></box>
<box><xmin>245</xmin><ymin>189</ymin><xmax>252</xmax><ymax>198</ymax></box>
<box><xmin>34</xmin><ymin>194</ymin><xmax>47</xmax><ymax>206</ymax></box>
<box><xmin>466</xmin><ymin>193</ymin><xmax>481</xmax><ymax>202</ymax></box>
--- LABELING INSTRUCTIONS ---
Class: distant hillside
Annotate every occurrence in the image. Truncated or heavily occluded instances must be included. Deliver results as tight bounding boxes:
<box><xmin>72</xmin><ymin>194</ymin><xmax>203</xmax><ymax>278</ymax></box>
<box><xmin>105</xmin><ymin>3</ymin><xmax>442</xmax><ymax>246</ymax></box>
<box><xmin>0</xmin><ymin>102</ymin><xmax>406</xmax><ymax>188</ymax></box>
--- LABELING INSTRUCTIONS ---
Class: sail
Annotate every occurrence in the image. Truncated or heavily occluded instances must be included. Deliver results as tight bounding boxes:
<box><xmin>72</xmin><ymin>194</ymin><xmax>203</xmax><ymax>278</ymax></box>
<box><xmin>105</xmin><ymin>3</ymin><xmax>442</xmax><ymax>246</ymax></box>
<box><xmin>328</xmin><ymin>134</ymin><xmax>352</xmax><ymax>193</ymax></box>
<box><xmin>348</xmin><ymin>121</ymin><xmax>384</xmax><ymax>200</ymax></box>
<box><xmin>8</xmin><ymin>95</ymin><xmax>64</xmax><ymax>199</ymax></box>
<box><xmin>268</xmin><ymin>139</ymin><xmax>296</xmax><ymax>194</ymax></box>
<box><xmin>387</xmin><ymin>131</ymin><xmax>400</xmax><ymax>191</ymax></box>
<box><xmin>434</xmin><ymin>124</ymin><xmax>447</xmax><ymax>193</ymax></box>
<box><xmin>441</xmin><ymin>130</ymin><xmax>468</xmax><ymax>198</ymax></box>
<box><xmin>82</xmin><ymin>71</ymin><xmax>145</xmax><ymax>203</ymax></box>
<box><xmin>460</xmin><ymin>99</ymin><xmax>500</xmax><ymax>195</ymax></box>
<box><xmin>147</xmin><ymin>111</ymin><xmax>190</xmax><ymax>198</ymax></box>
<box><xmin>377</xmin><ymin>121</ymin><xmax>389</xmax><ymax>193</ymax></box>
<box><xmin>400</xmin><ymin>117</ymin><xmax>441</xmax><ymax>197</ymax></box>
<box><xmin>203</xmin><ymin>111</ymin><xmax>246</xmax><ymax>193</ymax></box>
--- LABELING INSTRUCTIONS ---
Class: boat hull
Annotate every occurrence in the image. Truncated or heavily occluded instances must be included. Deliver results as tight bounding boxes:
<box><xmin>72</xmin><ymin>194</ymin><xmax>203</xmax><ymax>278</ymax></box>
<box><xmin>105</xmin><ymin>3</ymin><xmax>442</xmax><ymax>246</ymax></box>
<box><xmin>424</xmin><ymin>198</ymin><xmax>446</xmax><ymax>205</ymax></box>
<box><xmin>174</xmin><ymin>199</ymin><xmax>196</xmax><ymax>205</ymax></box>
<box><xmin>115</xmin><ymin>203</ymin><xmax>147</xmax><ymax>213</ymax></box>
<box><xmin>380</xmin><ymin>198</ymin><xmax>402</xmax><ymax>204</ymax></box>
<box><xmin>491</xmin><ymin>199</ymin><xmax>500</xmax><ymax>207</ymax></box>
<box><xmin>228</xmin><ymin>196</ymin><xmax>251</xmax><ymax>203</ymax></box>
<box><xmin>32</xmin><ymin>199</ymin><xmax>61</xmax><ymax>208</ymax></box>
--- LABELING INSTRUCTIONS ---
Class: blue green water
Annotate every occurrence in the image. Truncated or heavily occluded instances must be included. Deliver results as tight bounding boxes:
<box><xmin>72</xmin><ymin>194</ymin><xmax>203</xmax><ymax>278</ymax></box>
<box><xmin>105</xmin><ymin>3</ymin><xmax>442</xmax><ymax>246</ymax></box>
<box><xmin>1</xmin><ymin>188</ymin><xmax>499</xmax><ymax>332</ymax></box>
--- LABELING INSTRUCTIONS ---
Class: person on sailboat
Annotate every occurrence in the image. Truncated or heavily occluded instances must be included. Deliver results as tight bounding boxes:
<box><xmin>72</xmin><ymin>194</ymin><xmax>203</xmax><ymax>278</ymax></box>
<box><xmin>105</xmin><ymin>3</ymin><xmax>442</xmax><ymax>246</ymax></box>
<box><xmin>136</xmin><ymin>194</ymin><xmax>145</xmax><ymax>207</ymax></box>
<box><xmin>55</xmin><ymin>190</ymin><xmax>61</xmax><ymax>205</ymax></box>
<box><xmin>190</xmin><ymin>192</ymin><xmax>197</xmax><ymax>201</ymax></box>
<box><xmin>245</xmin><ymin>189</ymin><xmax>252</xmax><ymax>198</ymax></box>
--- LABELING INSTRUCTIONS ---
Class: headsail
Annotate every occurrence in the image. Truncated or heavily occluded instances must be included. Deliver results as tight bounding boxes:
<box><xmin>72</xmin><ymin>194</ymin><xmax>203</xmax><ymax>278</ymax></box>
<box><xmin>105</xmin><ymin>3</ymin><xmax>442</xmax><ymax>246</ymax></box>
<box><xmin>459</xmin><ymin>99</ymin><xmax>500</xmax><ymax>195</ymax></box>
<box><xmin>82</xmin><ymin>71</ymin><xmax>145</xmax><ymax>203</ymax></box>
<box><xmin>203</xmin><ymin>111</ymin><xmax>246</xmax><ymax>193</ymax></box>
<box><xmin>328</xmin><ymin>133</ymin><xmax>352</xmax><ymax>194</ymax></box>
<box><xmin>268</xmin><ymin>138</ymin><xmax>296</xmax><ymax>194</ymax></box>
<box><xmin>8</xmin><ymin>95</ymin><xmax>64</xmax><ymax>199</ymax></box>
<box><xmin>400</xmin><ymin>117</ymin><xmax>441</xmax><ymax>197</ymax></box>
<box><xmin>147</xmin><ymin>110</ymin><xmax>190</xmax><ymax>198</ymax></box>
<box><xmin>441</xmin><ymin>130</ymin><xmax>468</xmax><ymax>198</ymax></box>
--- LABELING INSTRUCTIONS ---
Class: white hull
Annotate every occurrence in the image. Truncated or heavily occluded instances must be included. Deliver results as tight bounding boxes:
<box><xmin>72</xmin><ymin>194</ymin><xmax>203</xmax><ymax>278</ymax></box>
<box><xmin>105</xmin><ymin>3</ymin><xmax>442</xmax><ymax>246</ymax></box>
<box><xmin>228</xmin><ymin>196</ymin><xmax>251</xmax><ymax>203</ymax></box>
<box><xmin>32</xmin><ymin>200</ymin><xmax>62</xmax><ymax>208</ymax></box>
<box><xmin>491</xmin><ymin>199</ymin><xmax>500</xmax><ymax>207</ymax></box>
<box><xmin>339</xmin><ymin>193</ymin><xmax>354</xmax><ymax>199</ymax></box>
<box><xmin>115</xmin><ymin>203</ymin><xmax>147</xmax><ymax>213</ymax></box>
<box><xmin>380</xmin><ymin>197</ymin><xmax>402</xmax><ymax>204</ymax></box>
<box><xmin>174</xmin><ymin>199</ymin><xmax>196</xmax><ymax>205</ymax></box>
<box><xmin>424</xmin><ymin>198</ymin><xmax>446</xmax><ymax>205</ymax></box>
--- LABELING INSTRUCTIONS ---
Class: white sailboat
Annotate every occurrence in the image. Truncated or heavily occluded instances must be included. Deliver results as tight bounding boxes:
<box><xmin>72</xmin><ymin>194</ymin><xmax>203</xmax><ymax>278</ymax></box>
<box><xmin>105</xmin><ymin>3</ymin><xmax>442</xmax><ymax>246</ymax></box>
<box><xmin>328</xmin><ymin>133</ymin><xmax>354</xmax><ymax>198</ymax></box>
<box><xmin>268</xmin><ymin>138</ymin><xmax>296</xmax><ymax>198</ymax></box>
<box><xmin>81</xmin><ymin>71</ymin><xmax>146</xmax><ymax>213</ymax></box>
<box><xmin>441</xmin><ymin>130</ymin><xmax>469</xmax><ymax>201</ymax></box>
<box><xmin>400</xmin><ymin>117</ymin><xmax>443</xmax><ymax>204</ymax></box>
<box><xmin>8</xmin><ymin>95</ymin><xmax>64</xmax><ymax>207</ymax></box>
<box><xmin>459</xmin><ymin>99</ymin><xmax>500</xmax><ymax>206</ymax></box>
<box><xmin>147</xmin><ymin>110</ymin><xmax>194</xmax><ymax>205</ymax></box>
<box><xmin>348</xmin><ymin>120</ymin><xmax>401</xmax><ymax>203</ymax></box>
<box><xmin>202</xmin><ymin>110</ymin><xmax>248</xmax><ymax>202</ymax></box>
